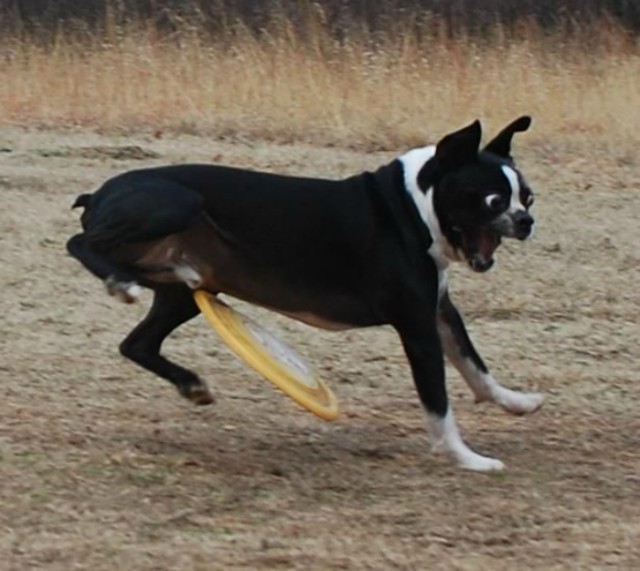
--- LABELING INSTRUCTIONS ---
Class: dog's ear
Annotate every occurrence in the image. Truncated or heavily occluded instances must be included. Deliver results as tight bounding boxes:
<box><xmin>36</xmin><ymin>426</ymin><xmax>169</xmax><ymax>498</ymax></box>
<box><xmin>416</xmin><ymin>120</ymin><xmax>481</xmax><ymax>191</ymax></box>
<box><xmin>484</xmin><ymin>116</ymin><xmax>532</xmax><ymax>159</ymax></box>
<box><xmin>435</xmin><ymin>120</ymin><xmax>482</xmax><ymax>170</ymax></box>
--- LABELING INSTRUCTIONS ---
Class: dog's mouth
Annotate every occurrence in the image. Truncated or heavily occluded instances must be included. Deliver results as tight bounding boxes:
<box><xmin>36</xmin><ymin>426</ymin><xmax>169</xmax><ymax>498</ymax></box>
<box><xmin>456</xmin><ymin>228</ymin><xmax>502</xmax><ymax>273</ymax></box>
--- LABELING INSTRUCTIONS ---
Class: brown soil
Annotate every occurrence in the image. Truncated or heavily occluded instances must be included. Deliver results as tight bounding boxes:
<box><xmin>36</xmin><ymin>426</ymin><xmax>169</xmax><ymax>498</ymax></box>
<box><xmin>1</xmin><ymin>127</ymin><xmax>638</xmax><ymax>570</ymax></box>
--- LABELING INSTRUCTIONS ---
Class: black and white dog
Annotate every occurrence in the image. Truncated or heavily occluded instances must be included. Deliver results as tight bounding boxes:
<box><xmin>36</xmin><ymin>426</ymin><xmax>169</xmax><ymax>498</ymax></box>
<box><xmin>67</xmin><ymin>117</ymin><xmax>543</xmax><ymax>471</ymax></box>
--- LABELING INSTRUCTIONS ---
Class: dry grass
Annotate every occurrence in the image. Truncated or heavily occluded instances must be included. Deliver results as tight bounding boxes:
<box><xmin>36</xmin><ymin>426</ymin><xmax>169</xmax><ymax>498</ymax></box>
<box><xmin>1</xmin><ymin>12</ymin><xmax>639</xmax><ymax>149</ymax></box>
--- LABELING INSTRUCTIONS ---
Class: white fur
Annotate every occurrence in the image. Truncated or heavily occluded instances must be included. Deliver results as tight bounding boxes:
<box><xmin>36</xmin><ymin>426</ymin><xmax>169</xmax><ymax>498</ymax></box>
<box><xmin>437</xmin><ymin>269</ymin><xmax>448</xmax><ymax>301</ymax></box>
<box><xmin>501</xmin><ymin>165</ymin><xmax>525</xmax><ymax>212</ymax></box>
<box><xmin>105</xmin><ymin>277</ymin><xmax>141</xmax><ymax>303</ymax></box>
<box><xmin>437</xmin><ymin>317</ymin><xmax>544</xmax><ymax>414</ymax></box>
<box><xmin>428</xmin><ymin>409</ymin><xmax>505</xmax><ymax>471</ymax></box>
<box><xmin>486</xmin><ymin>381</ymin><xmax>545</xmax><ymax>415</ymax></box>
<box><xmin>501</xmin><ymin>164</ymin><xmax>536</xmax><ymax>238</ymax></box>
<box><xmin>399</xmin><ymin>147</ymin><xmax>463</xmax><ymax>270</ymax></box>
<box><xmin>174</xmin><ymin>265</ymin><xmax>203</xmax><ymax>289</ymax></box>
<box><xmin>453</xmin><ymin>359</ymin><xmax>544</xmax><ymax>415</ymax></box>
<box><xmin>120</xmin><ymin>283</ymin><xmax>141</xmax><ymax>302</ymax></box>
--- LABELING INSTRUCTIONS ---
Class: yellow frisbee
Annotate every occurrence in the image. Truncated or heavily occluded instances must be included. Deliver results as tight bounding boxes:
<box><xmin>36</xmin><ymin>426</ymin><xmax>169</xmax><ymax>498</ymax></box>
<box><xmin>193</xmin><ymin>291</ymin><xmax>339</xmax><ymax>421</ymax></box>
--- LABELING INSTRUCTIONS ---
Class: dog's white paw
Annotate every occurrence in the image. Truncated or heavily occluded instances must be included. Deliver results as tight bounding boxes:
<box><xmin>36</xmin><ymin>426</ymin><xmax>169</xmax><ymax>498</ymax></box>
<box><xmin>433</xmin><ymin>442</ymin><xmax>505</xmax><ymax>472</ymax></box>
<box><xmin>457</xmin><ymin>451</ymin><xmax>505</xmax><ymax>472</ymax></box>
<box><xmin>105</xmin><ymin>277</ymin><xmax>141</xmax><ymax>304</ymax></box>
<box><xmin>432</xmin><ymin>438</ymin><xmax>505</xmax><ymax>472</ymax></box>
<box><xmin>496</xmin><ymin>389</ymin><xmax>545</xmax><ymax>416</ymax></box>
<box><xmin>428</xmin><ymin>410</ymin><xmax>506</xmax><ymax>472</ymax></box>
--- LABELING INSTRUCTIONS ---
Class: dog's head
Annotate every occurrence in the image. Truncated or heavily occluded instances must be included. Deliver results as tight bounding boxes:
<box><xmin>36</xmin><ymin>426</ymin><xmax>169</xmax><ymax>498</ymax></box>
<box><xmin>406</xmin><ymin>116</ymin><xmax>534</xmax><ymax>272</ymax></box>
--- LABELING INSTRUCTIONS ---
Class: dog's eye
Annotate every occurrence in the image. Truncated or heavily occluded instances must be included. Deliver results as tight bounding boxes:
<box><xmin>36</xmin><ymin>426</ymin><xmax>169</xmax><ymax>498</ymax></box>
<box><xmin>524</xmin><ymin>193</ymin><xmax>535</xmax><ymax>208</ymax></box>
<box><xmin>484</xmin><ymin>194</ymin><xmax>504</xmax><ymax>211</ymax></box>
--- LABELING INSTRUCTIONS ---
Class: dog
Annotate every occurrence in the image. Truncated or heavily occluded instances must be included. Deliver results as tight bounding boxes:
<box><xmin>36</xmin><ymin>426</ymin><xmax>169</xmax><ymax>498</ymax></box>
<box><xmin>67</xmin><ymin>117</ymin><xmax>544</xmax><ymax>471</ymax></box>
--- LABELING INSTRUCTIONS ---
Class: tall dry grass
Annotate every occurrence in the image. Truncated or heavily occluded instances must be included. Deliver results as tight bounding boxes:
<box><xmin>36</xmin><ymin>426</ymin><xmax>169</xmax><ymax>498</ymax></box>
<box><xmin>1</xmin><ymin>9</ymin><xmax>638</xmax><ymax>149</ymax></box>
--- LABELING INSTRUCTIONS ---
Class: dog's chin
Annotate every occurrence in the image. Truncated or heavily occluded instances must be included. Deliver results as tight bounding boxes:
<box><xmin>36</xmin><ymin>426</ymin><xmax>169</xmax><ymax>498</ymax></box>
<box><xmin>468</xmin><ymin>255</ymin><xmax>495</xmax><ymax>273</ymax></box>
<box><xmin>458</xmin><ymin>228</ymin><xmax>502</xmax><ymax>273</ymax></box>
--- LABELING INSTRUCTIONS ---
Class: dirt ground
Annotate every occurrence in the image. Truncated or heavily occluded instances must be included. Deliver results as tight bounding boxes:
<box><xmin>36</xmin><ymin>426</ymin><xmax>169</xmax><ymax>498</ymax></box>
<box><xmin>0</xmin><ymin>127</ymin><xmax>638</xmax><ymax>570</ymax></box>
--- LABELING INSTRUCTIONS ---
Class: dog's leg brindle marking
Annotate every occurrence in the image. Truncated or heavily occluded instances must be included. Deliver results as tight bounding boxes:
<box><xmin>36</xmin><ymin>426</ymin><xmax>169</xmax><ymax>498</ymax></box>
<box><xmin>119</xmin><ymin>286</ymin><xmax>214</xmax><ymax>405</ymax></box>
<box><xmin>437</xmin><ymin>291</ymin><xmax>544</xmax><ymax>415</ymax></box>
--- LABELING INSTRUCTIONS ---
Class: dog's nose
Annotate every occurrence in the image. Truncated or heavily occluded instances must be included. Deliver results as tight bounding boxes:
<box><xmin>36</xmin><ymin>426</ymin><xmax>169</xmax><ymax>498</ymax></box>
<box><xmin>513</xmin><ymin>211</ymin><xmax>534</xmax><ymax>238</ymax></box>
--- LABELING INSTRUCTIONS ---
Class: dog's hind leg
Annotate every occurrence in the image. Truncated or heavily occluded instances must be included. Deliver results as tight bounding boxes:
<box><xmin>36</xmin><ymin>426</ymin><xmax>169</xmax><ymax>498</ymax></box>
<box><xmin>437</xmin><ymin>292</ymin><xmax>544</xmax><ymax>415</ymax></box>
<box><xmin>119</xmin><ymin>285</ymin><xmax>214</xmax><ymax>405</ymax></box>
<box><xmin>68</xmin><ymin>179</ymin><xmax>203</xmax><ymax>301</ymax></box>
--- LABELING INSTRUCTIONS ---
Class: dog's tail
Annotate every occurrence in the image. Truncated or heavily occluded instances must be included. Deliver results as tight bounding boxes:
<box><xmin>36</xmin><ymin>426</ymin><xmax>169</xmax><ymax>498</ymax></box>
<box><xmin>72</xmin><ymin>193</ymin><xmax>92</xmax><ymax>210</ymax></box>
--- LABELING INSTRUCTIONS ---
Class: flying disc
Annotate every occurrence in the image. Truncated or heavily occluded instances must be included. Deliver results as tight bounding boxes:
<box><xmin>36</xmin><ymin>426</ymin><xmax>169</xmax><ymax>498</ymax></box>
<box><xmin>193</xmin><ymin>291</ymin><xmax>339</xmax><ymax>420</ymax></box>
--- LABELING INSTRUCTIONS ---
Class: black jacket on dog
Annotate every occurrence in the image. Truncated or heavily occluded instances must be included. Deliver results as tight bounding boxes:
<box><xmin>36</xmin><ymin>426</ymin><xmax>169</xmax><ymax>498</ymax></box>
<box><xmin>67</xmin><ymin>118</ymin><xmax>544</xmax><ymax>472</ymax></box>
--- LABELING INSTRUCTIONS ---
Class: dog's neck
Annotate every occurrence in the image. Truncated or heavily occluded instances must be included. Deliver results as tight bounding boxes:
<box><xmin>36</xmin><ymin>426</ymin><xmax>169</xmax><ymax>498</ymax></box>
<box><xmin>398</xmin><ymin>146</ymin><xmax>461</xmax><ymax>270</ymax></box>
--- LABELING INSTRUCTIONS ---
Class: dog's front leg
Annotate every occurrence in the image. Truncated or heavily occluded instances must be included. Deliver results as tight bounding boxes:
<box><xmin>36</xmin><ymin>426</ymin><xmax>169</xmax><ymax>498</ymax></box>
<box><xmin>396</xmin><ymin>316</ymin><xmax>505</xmax><ymax>472</ymax></box>
<box><xmin>437</xmin><ymin>291</ymin><xmax>544</xmax><ymax>415</ymax></box>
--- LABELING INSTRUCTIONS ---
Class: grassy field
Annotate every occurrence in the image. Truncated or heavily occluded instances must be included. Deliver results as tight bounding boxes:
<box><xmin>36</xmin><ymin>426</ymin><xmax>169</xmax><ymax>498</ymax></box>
<box><xmin>1</xmin><ymin>12</ymin><xmax>639</xmax><ymax>149</ymax></box>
